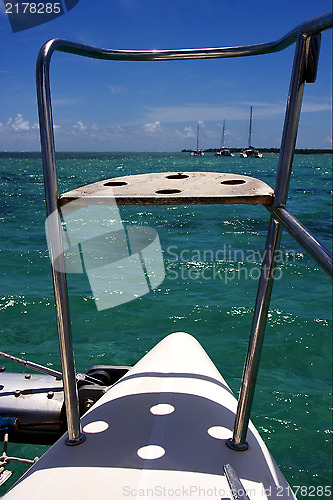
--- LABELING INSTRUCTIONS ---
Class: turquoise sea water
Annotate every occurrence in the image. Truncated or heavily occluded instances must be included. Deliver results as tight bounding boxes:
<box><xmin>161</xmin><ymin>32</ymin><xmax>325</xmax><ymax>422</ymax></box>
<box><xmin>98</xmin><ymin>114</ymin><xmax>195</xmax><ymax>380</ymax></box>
<box><xmin>0</xmin><ymin>151</ymin><xmax>332</xmax><ymax>497</ymax></box>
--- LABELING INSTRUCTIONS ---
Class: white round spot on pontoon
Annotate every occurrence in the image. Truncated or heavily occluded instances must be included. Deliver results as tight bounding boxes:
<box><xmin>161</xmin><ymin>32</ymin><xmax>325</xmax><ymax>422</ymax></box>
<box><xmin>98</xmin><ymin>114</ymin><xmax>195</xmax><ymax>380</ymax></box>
<box><xmin>83</xmin><ymin>421</ymin><xmax>109</xmax><ymax>433</ymax></box>
<box><xmin>207</xmin><ymin>426</ymin><xmax>233</xmax><ymax>440</ymax></box>
<box><xmin>137</xmin><ymin>445</ymin><xmax>165</xmax><ymax>459</ymax></box>
<box><xmin>150</xmin><ymin>403</ymin><xmax>175</xmax><ymax>415</ymax></box>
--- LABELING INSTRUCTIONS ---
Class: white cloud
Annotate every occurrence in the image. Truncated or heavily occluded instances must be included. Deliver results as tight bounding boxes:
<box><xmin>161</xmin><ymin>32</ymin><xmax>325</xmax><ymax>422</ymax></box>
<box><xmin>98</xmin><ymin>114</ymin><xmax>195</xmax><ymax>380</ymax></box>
<box><xmin>141</xmin><ymin>99</ymin><xmax>332</xmax><ymax>124</ymax></box>
<box><xmin>108</xmin><ymin>85</ymin><xmax>127</xmax><ymax>94</ymax></box>
<box><xmin>302</xmin><ymin>103</ymin><xmax>332</xmax><ymax>113</ymax></box>
<box><xmin>73</xmin><ymin>121</ymin><xmax>87</xmax><ymax>131</ymax></box>
<box><xmin>144</xmin><ymin>121</ymin><xmax>161</xmax><ymax>133</ymax></box>
<box><xmin>0</xmin><ymin>114</ymin><xmax>40</xmax><ymax>149</ymax></box>
<box><xmin>179</xmin><ymin>126</ymin><xmax>196</xmax><ymax>138</ymax></box>
<box><xmin>0</xmin><ymin>104</ymin><xmax>331</xmax><ymax>151</ymax></box>
<box><xmin>8</xmin><ymin>114</ymin><xmax>30</xmax><ymax>131</ymax></box>
<box><xmin>142</xmin><ymin>104</ymin><xmax>250</xmax><ymax>124</ymax></box>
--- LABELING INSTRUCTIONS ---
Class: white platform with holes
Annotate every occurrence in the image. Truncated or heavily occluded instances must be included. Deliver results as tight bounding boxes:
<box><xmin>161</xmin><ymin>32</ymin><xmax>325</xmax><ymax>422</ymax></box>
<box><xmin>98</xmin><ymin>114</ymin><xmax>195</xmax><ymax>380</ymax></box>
<box><xmin>59</xmin><ymin>172</ymin><xmax>274</xmax><ymax>206</ymax></box>
<box><xmin>3</xmin><ymin>332</ymin><xmax>296</xmax><ymax>500</ymax></box>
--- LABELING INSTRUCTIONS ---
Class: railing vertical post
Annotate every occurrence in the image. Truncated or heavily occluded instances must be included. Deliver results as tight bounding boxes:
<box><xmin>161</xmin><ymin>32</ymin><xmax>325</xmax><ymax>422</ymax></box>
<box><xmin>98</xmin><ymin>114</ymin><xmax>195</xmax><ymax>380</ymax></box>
<box><xmin>227</xmin><ymin>32</ymin><xmax>314</xmax><ymax>450</ymax></box>
<box><xmin>274</xmin><ymin>33</ymin><xmax>321</xmax><ymax>207</ymax></box>
<box><xmin>227</xmin><ymin>216</ymin><xmax>282</xmax><ymax>450</ymax></box>
<box><xmin>36</xmin><ymin>42</ymin><xmax>85</xmax><ymax>446</ymax></box>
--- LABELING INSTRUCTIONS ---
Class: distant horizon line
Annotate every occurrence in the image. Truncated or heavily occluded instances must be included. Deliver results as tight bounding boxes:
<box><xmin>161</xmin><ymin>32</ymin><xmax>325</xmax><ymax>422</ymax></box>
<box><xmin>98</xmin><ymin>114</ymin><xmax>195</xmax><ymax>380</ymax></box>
<box><xmin>182</xmin><ymin>147</ymin><xmax>333</xmax><ymax>154</ymax></box>
<box><xmin>0</xmin><ymin>148</ymin><xmax>332</xmax><ymax>155</ymax></box>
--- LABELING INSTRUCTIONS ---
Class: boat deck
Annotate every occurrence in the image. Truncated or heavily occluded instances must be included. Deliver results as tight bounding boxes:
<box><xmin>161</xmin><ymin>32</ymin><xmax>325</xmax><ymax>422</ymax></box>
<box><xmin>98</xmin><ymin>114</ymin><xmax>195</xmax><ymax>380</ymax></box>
<box><xmin>2</xmin><ymin>333</ymin><xmax>296</xmax><ymax>500</ymax></box>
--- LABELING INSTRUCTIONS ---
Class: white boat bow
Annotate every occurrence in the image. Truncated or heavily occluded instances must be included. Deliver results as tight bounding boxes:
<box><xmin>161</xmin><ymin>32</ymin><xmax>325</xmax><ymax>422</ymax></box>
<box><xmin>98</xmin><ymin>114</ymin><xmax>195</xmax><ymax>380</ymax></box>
<box><xmin>3</xmin><ymin>332</ymin><xmax>296</xmax><ymax>500</ymax></box>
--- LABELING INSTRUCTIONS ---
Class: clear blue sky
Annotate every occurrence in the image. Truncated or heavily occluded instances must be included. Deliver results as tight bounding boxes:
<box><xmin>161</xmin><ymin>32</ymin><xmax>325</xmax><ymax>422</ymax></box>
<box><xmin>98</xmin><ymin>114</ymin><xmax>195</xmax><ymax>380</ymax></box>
<box><xmin>0</xmin><ymin>0</ymin><xmax>332</xmax><ymax>152</ymax></box>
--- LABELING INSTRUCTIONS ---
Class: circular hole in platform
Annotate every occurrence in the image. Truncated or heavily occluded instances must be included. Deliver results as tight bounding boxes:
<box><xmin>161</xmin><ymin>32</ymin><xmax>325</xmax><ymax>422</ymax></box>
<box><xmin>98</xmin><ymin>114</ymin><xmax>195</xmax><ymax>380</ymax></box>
<box><xmin>104</xmin><ymin>181</ymin><xmax>128</xmax><ymax>186</ymax></box>
<box><xmin>166</xmin><ymin>173</ymin><xmax>189</xmax><ymax>179</ymax></box>
<box><xmin>221</xmin><ymin>179</ymin><xmax>246</xmax><ymax>185</ymax></box>
<box><xmin>156</xmin><ymin>189</ymin><xmax>182</xmax><ymax>195</ymax></box>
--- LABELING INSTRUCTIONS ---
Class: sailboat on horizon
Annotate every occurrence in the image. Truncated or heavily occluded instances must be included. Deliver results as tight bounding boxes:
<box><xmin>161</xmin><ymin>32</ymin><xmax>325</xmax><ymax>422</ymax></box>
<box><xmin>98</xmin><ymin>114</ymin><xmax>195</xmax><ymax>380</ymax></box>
<box><xmin>215</xmin><ymin>120</ymin><xmax>234</xmax><ymax>156</ymax></box>
<box><xmin>240</xmin><ymin>106</ymin><xmax>263</xmax><ymax>158</ymax></box>
<box><xmin>191</xmin><ymin>122</ymin><xmax>204</xmax><ymax>156</ymax></box>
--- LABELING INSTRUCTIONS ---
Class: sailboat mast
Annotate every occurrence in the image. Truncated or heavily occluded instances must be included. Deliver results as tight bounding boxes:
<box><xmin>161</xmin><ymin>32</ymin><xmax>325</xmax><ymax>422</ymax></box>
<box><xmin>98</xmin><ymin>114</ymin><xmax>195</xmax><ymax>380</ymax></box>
<box><xmin>248</xmin><ymin>106</ymin><xmax>253</xmax><ymax>148</ymax></box>
<box><xmin>196</xmin><ymin>123</ymin><xmax>199</xmax><ymax>151</ymax></box>
<box><xmin>221</xmin><ymin>120</ymin><xmax>225</xmax><ymax>149</ymax></box>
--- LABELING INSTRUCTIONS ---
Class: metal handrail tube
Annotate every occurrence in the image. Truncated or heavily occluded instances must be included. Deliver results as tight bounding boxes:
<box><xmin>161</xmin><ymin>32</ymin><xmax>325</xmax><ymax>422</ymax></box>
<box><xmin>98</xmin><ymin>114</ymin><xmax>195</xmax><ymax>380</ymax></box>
<box><xmin>36</xmin><ymin>12</ymin><xmax>332</xmax><ymax>448</ymax></box>
<box><xmin>36</xmin><ymin>43</ymin><xmax>84</xmax><ymax>446</ymax></box>
<box><xmin>267</xmin><ymin>206</ymin><xmax>333</xmax><ymax>276</ymax></box>
<box><xmin>274</xmin><ymin>34</ymin><xmax>320</xmax><ymax>207</ymax></box>
<box><xmin>39</xmin><ymin>11</ymin><xmax>332</xmax><ymax>64</ymax></box>
<box><xmin>227</xmin><ymin>216</ymin><xmax>282</xmax><ymax>450</ymax></box>
<box><xmin>228</xmin><ymin>31</ymin><xmax>312</xmax><ymax>449</ymax></box>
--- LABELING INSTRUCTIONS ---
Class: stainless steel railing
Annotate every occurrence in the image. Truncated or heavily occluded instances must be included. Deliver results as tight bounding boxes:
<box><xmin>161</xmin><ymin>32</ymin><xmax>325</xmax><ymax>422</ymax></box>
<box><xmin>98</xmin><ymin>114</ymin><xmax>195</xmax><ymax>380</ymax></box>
<box><xmin>227</xmin><ymin>30</ymin><xmax>331</xmax><ymax>451</ymax></box>
<box><xmin>36</xmin><ymin>11</ymin><xmax>332</xmax><ymax>446</ymax></box>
